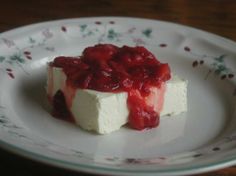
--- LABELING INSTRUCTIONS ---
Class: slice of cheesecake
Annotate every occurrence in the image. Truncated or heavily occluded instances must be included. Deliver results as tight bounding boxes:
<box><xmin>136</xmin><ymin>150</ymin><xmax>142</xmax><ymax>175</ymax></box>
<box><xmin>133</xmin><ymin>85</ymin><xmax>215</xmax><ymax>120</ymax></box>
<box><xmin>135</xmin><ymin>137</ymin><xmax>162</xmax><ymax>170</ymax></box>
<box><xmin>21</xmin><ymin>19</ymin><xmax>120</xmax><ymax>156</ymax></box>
<box><xmin>46</xmin><ymin>44</ymin><xmax>187</xmax><ymax>134</ymax></box>
<box><xmin>47</xmin><ymin>67</ymin><xmax>187</xmax><ymax>134</ymax></box>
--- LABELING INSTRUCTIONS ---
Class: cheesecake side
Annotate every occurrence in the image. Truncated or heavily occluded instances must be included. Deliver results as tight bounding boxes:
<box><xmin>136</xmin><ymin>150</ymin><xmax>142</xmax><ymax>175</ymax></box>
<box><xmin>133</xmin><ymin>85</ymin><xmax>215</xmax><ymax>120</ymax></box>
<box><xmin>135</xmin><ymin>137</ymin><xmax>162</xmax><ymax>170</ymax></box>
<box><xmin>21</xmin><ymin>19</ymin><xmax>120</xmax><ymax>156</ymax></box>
<box><xmin>47</xmin><ymin>66</ymin><xmax>187</xmax><ymax>134</ymax></box>
<box><xmin>161</xmin><ymin>75</ymin><xmax>188</xmax><ymax>116</ymax></box>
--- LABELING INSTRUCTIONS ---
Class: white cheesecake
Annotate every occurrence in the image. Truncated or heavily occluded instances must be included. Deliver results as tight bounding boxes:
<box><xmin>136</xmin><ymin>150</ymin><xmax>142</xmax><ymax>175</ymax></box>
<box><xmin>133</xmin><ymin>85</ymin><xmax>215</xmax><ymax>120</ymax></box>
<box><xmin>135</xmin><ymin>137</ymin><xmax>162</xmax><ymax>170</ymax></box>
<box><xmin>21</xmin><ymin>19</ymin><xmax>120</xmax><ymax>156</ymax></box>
<box><xmin>47</xmin><ymin>67</ymin><xmax>187</xmax><ymax>134</ymax></box>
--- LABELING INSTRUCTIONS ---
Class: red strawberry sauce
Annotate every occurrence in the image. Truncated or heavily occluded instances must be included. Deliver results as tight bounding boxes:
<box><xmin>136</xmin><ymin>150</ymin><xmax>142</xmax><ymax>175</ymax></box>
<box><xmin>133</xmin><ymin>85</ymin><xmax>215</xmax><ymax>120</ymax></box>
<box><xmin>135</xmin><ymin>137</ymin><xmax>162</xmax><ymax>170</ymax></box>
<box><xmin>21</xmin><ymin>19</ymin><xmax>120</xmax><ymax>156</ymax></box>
<box><xmin>49</xmin><ymin>44</ymin><xmax>171</xmax><ymax>130</ymax></box>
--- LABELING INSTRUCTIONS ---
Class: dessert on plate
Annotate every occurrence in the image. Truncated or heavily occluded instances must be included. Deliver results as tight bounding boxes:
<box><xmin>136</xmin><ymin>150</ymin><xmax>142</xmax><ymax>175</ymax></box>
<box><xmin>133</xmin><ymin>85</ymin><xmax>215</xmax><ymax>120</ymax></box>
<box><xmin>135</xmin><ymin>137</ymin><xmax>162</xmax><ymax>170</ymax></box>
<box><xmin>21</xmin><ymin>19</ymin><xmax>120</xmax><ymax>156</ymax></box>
<box><xmin>46</xmin><ymin>44</ymin><xmax>187</xmax><ymax>134</ymax></box>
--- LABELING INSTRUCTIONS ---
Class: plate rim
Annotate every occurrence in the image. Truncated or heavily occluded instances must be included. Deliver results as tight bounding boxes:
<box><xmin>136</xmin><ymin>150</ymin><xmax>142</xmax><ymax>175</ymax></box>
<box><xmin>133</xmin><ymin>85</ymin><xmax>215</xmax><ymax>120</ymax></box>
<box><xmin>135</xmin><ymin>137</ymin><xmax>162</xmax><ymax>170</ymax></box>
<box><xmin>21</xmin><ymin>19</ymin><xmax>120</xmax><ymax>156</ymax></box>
<box><xmin>0</xmin><ymin>16</ymin><xmax>235</xmax><ymax>39</ymax></box>
<box><xmin>1</xmin><ymin>138</ymin><xmax>236</xmax><ymax>176</ymax></box>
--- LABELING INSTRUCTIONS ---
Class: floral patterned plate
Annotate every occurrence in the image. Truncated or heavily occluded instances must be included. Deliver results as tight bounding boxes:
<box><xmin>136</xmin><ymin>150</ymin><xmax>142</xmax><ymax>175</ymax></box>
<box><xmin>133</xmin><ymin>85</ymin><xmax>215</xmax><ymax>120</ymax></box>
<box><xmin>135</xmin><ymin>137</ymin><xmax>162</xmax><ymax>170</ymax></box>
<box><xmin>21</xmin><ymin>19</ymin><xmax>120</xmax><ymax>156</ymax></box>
<box><xmin>1</xmin><ymin>17</ymin><xmax>236</xmax><ymax>176</ymax></box>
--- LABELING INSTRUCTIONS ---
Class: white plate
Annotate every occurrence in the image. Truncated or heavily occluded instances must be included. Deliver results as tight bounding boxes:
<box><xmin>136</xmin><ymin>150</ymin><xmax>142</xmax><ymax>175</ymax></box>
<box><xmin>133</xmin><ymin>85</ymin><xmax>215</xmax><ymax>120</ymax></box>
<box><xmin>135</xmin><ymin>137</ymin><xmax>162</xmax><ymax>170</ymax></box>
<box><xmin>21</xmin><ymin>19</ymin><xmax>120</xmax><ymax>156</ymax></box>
<box><xmin>0</xmin><ymin>17</ymin><xmax>236</xmax><ymax>176</ymax></box>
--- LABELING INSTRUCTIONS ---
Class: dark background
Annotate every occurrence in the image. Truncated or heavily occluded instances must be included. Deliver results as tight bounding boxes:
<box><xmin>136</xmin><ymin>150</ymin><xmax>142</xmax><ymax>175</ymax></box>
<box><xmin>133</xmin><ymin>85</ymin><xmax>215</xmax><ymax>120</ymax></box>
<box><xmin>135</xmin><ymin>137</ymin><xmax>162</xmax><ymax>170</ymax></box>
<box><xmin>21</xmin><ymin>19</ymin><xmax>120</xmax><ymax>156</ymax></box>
<box><xmin>0</xmin><ymin>0</ymin><xmax>236</xmax><ymax>175</ymax></box>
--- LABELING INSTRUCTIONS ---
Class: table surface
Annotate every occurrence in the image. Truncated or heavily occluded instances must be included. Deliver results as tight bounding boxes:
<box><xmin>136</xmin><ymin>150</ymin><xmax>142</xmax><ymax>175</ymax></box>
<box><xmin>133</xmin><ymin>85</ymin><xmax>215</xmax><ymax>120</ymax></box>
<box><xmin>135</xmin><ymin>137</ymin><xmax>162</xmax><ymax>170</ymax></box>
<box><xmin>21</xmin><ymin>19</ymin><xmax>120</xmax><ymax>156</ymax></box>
<box><xmin>1</xmin><ymin>0</ymin><xmax>236</xmax><ymax>175</ymax></box>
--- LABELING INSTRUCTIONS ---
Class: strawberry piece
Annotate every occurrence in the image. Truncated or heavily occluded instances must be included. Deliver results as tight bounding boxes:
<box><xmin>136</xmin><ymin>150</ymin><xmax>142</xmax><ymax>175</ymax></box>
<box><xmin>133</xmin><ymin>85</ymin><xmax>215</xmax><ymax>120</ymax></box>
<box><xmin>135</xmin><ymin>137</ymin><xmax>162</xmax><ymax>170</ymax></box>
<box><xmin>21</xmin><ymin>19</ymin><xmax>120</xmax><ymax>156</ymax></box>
<box><xmin>154</xmin><ymin>63</ymin><xmax>171</xmax><ymax>81</ymax></box>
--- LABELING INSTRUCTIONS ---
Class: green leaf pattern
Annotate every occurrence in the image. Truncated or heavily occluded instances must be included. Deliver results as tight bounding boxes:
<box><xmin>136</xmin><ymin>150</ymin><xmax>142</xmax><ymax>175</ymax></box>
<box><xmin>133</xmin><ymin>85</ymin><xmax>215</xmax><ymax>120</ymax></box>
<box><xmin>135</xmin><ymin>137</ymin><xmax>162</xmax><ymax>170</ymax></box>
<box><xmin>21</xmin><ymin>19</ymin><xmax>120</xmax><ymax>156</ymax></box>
<box><xmin>0</xmin><ymin>56</ymin><xmax>5</xmax><ymax>62</ymax></box>
<box><xmin>10</xmin><ymin>54</ymin><xmax>25</xmax><ymax>63</ymax></box>
<box><xmin>107</xmin><ymin>29</ymin><xmax>120</xmax><ymax>41</ymax></box>
<box><xmin>79</xmin><ymin>24</ymin><xmax>94</xmax><ymax>37</ymax></box>
<box><xmin>29</xmin><ymin>37</ymin><xmax>36</xmax><ymax>44</ymax></box>
<box><xmin>209</xmin><ymin>54</ymin><xmax>235</xmax><ymax>81</ymax></box>
<box><xmin>142</xmin><ymin>28</ymin><xmax>152</xmax><ymax>38</ymax></box>
<box><xmin>80</xmin><ymin>24</ymin><xmax>87</xmax><ymax>32</ymax></box>
<box><xmin>212</xmin><ymin>54</ymin><xmax>231</xmax><ymax>75</ymax></box>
